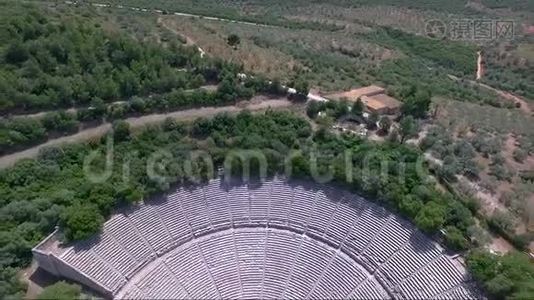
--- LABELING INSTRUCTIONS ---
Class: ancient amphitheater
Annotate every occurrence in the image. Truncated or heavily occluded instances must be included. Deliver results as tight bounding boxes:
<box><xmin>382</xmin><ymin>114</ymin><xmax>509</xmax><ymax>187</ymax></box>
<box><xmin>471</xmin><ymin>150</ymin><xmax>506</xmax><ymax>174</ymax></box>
<box><xmin>33</xmin><ymin>178</ymin><xmax>479</xmax><ymax>299</ymax></box>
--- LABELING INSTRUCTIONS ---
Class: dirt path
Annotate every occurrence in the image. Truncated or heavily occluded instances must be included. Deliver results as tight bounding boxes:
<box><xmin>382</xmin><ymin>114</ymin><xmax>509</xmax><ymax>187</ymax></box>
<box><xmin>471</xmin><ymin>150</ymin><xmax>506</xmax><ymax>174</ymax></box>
<box><xmin>448</xmin><ymin>74</ymin><xmax>532</xmax><ymax>114</ymax></box>
<box><xmin>477</xmin><ymin>82</ymin><xmax>532</xmax><ymax>114</ymax></box>
<box><xmin>157</xmin><ymin>16</ymin><xmax>206</xmax><ymax>57</ymax></box>
<box><xmin>476</xmin><ymin>51</ymin><xmax>484</xmax><ymax>80</ymax></box>
<box><xmin>0</xmin><ymin>99</ymin><xmax>292</xmax><ymax>169</ymax></box>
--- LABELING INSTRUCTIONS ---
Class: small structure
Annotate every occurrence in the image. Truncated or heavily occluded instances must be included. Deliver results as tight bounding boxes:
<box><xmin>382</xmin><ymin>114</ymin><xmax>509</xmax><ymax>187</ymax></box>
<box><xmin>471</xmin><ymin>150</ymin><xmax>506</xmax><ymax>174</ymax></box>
<box><xmin>326</xmin><ymin>85</ymin><xmax>385</xmax><ymax>101</ymax></box>
<box><xmin>326</xmin><ymin>85</ymin><xmax>402</xmax><ymax>115</ymax></box>
<box><xmin>361</xmin><ymin>94</ymin><xmax>402</xmax><ymax>115</ymax></box>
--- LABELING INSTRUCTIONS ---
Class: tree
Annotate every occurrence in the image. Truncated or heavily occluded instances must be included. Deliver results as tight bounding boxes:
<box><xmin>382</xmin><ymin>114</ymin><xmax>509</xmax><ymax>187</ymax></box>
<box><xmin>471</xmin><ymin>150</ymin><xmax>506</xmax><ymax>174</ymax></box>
<box><xmin>3</xmin><ymin>118</ymin><xmax>47</xmax><ymax>144</ymax></box>
<box><xmin>399</xmin><ymin>116</ymin><xmax>417</xmax><ymax>143</ymax></box>
<box><xmin>367</xmin><ymin>111</ymin><xmax>379</xmax><ymax>129</ymax></box>
<box><xmin>60</xmin><ymin>203</ymin><xmax>104</xmax><ymax>241</ymax></box>
<box><xmin>401</xmin><ymin>86</ymin><xmax>432</xmax><ymax>118</ymax></box>
<box><xmin>490</xmin><ymin>210</ymin><xmax>516</xmax><ymax>233</ymax></box>
<box><xmin>190</xmin><ymin>74</ymin><xmax>206</xmax><ymax>88</ymax></box>
<box><xmin>41</xmin><ymin>111</ymin><xmax>79</xmax><ymax>133</ymax></box>
<box><xmin>4</xmin><ymin>42</ymin><xmax>29</xmax><ymax>65</ymax></box>
<box><xmin>267</xmin><ymin>78</ymin><xmax>285</xmax><ymax>96</ymax></box>
<box><xmin>352</xmin><ymin>98</ymin><xmax>364</xmax><ymax>116</ymax></box>
<box><xmin>332</xmin><ymin>100</ymin><xmax>349</xmax><ymax>119</ymax></box>
<box><xmin>415</xmin><ymin>201</ymin><xmax>446</xmax><ymax>233</ymax></box>
<box><xmin>399</xmin><ymin>195</ymin><xmax>423</xmax><ymax>219</ymax></box>
<box><xmin>217</xmin><ymin>77</ymin><xmax>239</xmax><ymax>102</ymax></box>
<box><xmin>446</xmin><ymin>201</ymin><xmax>474</xmax><ymax>232</ymax></box>
<box><xmin>467</xmin><ymin>249</ymin><xmax>498</xmax><ymax>282</ymax></box>
<box><xmin>512</xmin><ymin>149</ymin><xmax>527</xmax><ymax>163</ymax></box>
<box><xmin>486</xmin><ymin>274</ymin><xmax>515</xmax><ymax>299</ymax></box>
<box><xmin>293</xmin><ymin>79</ymin><xmax>309</xmax><ymax>100</ymax></box>
<box><xmin>130</xmin><ymin>96</ymin><xmax>146</xmax><ymax>113</ymax></box>
<box><xmin>37</xmin><ymin>281</ymin><xmax>81</xmax><ymax>300</ymax></box>
<box><xmin>454</xmin><ymin>140</ymin><xmax>476</xmax><ymax>159</ymax></box>
<box><xmin>90</xmin><ymin>97</ymin><xmax>107</xmax><ymax>120</ymax></box>
<box><xmin>117</xmin><ymin>184</ymin><xmax>144</xmax><ymax>204</ymax></box>
<box><xmin>112</xmin><ymin>120</ymin><xmax>130</xmax><ymax>142</ymax></box>
<box><xmin>227</xmin><ymin>34</ymin><xmax>241</xmax><ymax>47</ymax></box>
<box><xmin>466</xmin><ymin>250</ymin><xmax>534</xmax><ymax>300</ymax></box>
<box><xmin>444</xmin><ymin>226</ymin><xmax>468</xmax><ymax>251</ymax></box>
<box><xmin>306</xmin><ymin>101</ymin><xmax>325</xmax><ymax>119</ymax></box>
<box><xmin>0</xmin><ymin>268</ymin><xmax>25</xmax><ymax>299</ymax></box>
<box><xmin>378</xmin><ymin>116</ymin><xmax>392</xmax><ymax>134</ymax></box>
<box><xmin>107</xmin><ymin>103</ymin><xmax>127</xmax><ymax>120</ymax></box>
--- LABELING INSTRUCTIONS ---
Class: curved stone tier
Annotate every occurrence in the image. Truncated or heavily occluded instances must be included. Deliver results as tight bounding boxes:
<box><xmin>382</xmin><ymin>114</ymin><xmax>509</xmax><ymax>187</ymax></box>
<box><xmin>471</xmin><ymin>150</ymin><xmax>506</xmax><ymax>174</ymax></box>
<box><xmin>34</xmin><ymin>178</ymin><xmax>479</xmax><ymax>299</ymax></box>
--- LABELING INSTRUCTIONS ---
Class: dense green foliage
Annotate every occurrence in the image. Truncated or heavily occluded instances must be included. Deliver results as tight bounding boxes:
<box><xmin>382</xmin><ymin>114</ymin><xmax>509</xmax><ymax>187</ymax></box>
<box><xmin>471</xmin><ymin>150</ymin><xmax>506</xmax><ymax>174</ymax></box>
<box><xmin>0</xmin><ymin>3</ymin><xmax>208</xmax><ymax>114</ymax></box>
<box><xmin>0</xmin><ymin>110</ymin><xmax>478</xmax><ymax>298</ymax></box>
<box><xmin>467</xmin><ymin>250</ymin><xmax>534</xmax><ymax>299</ymax></box>
<box><xmin>61</xmin><ymin>203</ymin><xmax>105</xmax><ymax>241</ymax></box>
<box><xmin>400</xmin><ymin>86</ymin><xmax>432</xmax><ymax>118</ymax></box>
<box><xmin>1</xmin><ymin>2</ymin><xmax>531</xmax><ymax>299</ymax></box>
<box><xmin>37</xmin><ymin>281</ymin><xmax>81</xmax><ymax>300</ymax></box>
<box><xmin>398</xmin><ymin>116</ymin><xmax>418</xmax><ymax>144</ymax></box>
<box><xmin>443</xmin><ymin>226</ymin><xmax>469</xmax><ymax>251</ymax></box>
<box><xmin>0</xmin><ymin>267</ymin><xmax>25</xmax><ymax>299</ymax></box>
<box><xmin>0</xmin><ymin>2</ymin><xmax>291</xmax><ymax>153</ymax></box>
<box><xmin>0</xmin><ymin>112</ymin><xmax>78</xmax><ymax>155</ymax></box>
<box><xmin>1</xmin><ymin>69</ymin><xmax>282</xmax><ymax>152</ymax></box>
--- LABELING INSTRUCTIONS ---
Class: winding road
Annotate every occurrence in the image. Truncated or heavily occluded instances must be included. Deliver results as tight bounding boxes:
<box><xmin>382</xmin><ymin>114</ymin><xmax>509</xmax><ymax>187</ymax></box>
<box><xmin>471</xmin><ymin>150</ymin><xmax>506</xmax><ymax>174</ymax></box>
<box><xmin>447</xmin><ymin>74</ymin><xmax>532</xmax><ymax>114</ymax></box>
<box><xmin>0</xmin><ymin>1</ymin><xmax>331</xmax><ymax>169</ymax></box>
<box><xmin>0</xmin><ymin>99</ymin><xmax>292</xmax><ymax>169</ymax></box>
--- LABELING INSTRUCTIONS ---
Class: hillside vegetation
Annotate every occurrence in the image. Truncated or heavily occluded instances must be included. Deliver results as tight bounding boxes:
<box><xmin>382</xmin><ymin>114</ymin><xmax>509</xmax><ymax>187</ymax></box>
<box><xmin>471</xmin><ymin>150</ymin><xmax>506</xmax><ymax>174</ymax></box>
<box><xmin>0</xmin><ymin>2</ymin><xmax>205</xmax><ymax>114</ymax></box>
<box><xmin>1</xmin><ymin>1</ymin><xmax>533</xmax><ymax>299</ymax></box>
<box><xmin>0</xmin><ymin>110</ymin><xmax>472</xmax><ymax>297</ymax></box>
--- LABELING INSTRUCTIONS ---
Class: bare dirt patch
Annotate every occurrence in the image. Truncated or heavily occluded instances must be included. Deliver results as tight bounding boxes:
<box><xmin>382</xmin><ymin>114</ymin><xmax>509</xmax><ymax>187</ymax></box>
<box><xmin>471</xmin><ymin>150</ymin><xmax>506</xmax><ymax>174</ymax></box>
<box><xmin>457</xmin><ymin>175</ymin><xmax>506</xmax><ymax>216</ymax></box>
<box><xmin>489</xmin><ymin>236</ymin><xmax>515</xmax><ymax>254</ymax></box>
<box><xmin>21</xmin><ymin>261</ymin><xmax>59</xmax><ymax>300</ymax></box>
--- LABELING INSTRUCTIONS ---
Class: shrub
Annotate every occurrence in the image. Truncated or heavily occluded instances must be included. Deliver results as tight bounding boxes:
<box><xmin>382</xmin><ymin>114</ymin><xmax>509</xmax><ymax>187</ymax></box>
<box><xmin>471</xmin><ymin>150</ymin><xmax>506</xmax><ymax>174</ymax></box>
<box><xmin>467</xmin><ymin>250</ymin><xmax>534</xmax><ymax>299</ymax></box>
<box><xmin>60</xmin><ymin>203</ymin><xmax>104</xmax><ymax>241</ymax></box>
<box><xmin>112</xmin><ymin>120</ymin><xmax>131</xmax><ymax>142</ymax></box>
<box><xmin>415</xmin><ymin>201</ymin><xmax>446</xmax><ymax>233</ymax></box>
<box><xmin>37</xmin><ymin>281</ymin><xmax>81</xmax><ymax>300</ymax></box>
<box><xmin>444</xmin><ymin>226</ymin><xmax>469</xmax><ymax>251</ymax></box>
<box><xmin>512</xmin><ymin>148</ymin><xmax>527</xmax><ymax>163</ymax></box>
